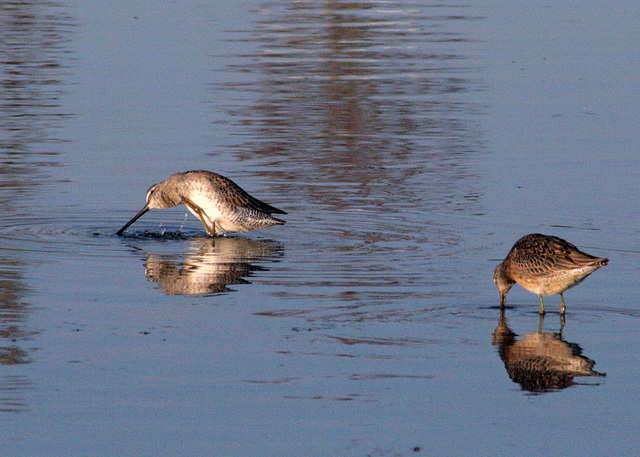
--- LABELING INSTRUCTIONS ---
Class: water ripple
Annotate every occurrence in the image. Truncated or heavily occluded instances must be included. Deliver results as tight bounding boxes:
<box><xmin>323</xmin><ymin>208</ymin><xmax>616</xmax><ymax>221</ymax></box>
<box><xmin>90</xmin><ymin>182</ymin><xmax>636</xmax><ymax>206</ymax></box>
<box><xmin>0</xmin><ymin>211</ymin><xmax>204</xmax><ymax>257</ymax></box>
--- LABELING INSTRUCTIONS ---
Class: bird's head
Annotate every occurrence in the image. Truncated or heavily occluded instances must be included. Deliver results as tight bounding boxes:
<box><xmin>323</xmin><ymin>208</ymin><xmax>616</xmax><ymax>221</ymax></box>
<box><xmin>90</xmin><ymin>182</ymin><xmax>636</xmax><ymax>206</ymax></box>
<box><xmin>493</xmin><ymin>263</ymin><xmax>515</xmax><ymax>305</ymax></box>
<box><xmin>146</xmin><ymin>180</ymin><xmax>181</xmax><ymax>209</ymax></box>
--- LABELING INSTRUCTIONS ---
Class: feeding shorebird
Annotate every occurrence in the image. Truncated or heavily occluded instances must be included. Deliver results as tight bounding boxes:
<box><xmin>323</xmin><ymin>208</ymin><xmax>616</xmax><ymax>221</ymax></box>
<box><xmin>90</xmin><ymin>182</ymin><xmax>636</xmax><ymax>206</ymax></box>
<box><xmin>493</xmin><ymin>233</ymin><xmax>608</xmax><ymax>315</ymax></box>
<box><xmin>116</xmin><ymin>170</ymin><xmax>286</xmax><ymax>237</ymax></box>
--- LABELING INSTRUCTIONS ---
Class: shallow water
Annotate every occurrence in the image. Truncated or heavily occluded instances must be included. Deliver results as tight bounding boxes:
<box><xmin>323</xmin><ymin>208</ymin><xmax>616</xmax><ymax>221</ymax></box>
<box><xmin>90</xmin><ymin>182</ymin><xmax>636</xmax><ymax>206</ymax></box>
<box><xmin>1</xmin><ymin>1</ymin><xmax>640</xmax><ymax>456</ymax></box>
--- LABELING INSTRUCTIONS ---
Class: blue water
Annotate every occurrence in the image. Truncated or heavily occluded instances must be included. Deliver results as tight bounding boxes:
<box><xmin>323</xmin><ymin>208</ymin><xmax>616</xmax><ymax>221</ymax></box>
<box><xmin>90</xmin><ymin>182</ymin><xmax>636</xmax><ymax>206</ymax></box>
<box><xmin>1</xmin><ymin>1</ymin><xmax>639</xmax><ymax>456</ymax></box>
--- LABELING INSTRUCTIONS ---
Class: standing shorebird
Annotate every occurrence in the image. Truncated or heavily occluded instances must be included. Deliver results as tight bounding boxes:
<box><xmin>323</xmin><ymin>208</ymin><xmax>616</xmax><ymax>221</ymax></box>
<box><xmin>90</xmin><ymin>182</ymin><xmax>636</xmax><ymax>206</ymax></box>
<box><xmin>493</xmin><ymin>233</ymin><xmax>608</xmax><ymax>315</ymax></box>
<box><xmin>116</xmin><ymin>170</ymin><xmax>286</xmax><ymax>237</ymax></box>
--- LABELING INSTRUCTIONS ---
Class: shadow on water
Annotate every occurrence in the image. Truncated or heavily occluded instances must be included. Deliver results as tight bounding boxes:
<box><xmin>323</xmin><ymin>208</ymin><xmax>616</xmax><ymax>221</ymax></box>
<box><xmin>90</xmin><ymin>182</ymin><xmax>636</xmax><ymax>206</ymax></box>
<box><xmin>492</xmin><ymin>309</ymin><xmax>606</xmax><ymax>394</ymax></box>
<box><xmin>0</xmin><ymin>1</ymin><xmax>74</xmax><ymax>413</ymax></box>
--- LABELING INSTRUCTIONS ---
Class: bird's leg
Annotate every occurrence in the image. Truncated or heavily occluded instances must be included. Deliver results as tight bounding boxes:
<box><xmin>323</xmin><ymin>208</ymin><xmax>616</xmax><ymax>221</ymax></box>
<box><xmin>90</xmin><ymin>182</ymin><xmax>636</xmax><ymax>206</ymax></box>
<box><xmin>196</xmin><ymin>214</ymin><xmax>215</xmax><ymax>236</ymax></box>
<box><xmin>197</xmin><ymin>212</ymin><xmax>216</xmax><ymax>237</ymax></box>
<box><xmin>559</xmin><ymin>293</ymin><xmax>566</xmax><ymax>315</ymax></box>
<box><xmin>183</xmin><ymin>199</ymin><xmax>216</xmax><ymax>237</ymax></box>
<box><xmin>537</xmin><ymin>313</ymin><xmax>544</xmax><ymax>333</ymax></box>
<box><xmin>195</xmin><ymin>209</ymin><xmax>215</xmax><ymax>236</ymax></box>
<box><xmin>538</xmin><ymin>295</ymin><xmax>545</xmax><ymax>315</ymax></box>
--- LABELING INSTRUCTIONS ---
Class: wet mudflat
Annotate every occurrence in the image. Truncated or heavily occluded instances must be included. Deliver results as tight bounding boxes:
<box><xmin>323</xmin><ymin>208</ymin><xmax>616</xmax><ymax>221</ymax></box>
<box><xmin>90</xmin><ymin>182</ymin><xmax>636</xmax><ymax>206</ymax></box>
<box><xmin>1</xmin><ymin>1</ymin><xmax>639</xmax><ymax>456</ymax></box>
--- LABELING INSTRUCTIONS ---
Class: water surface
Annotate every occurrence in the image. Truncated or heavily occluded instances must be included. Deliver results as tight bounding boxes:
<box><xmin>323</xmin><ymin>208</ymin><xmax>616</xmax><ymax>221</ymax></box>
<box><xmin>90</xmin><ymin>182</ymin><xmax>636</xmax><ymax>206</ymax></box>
<box><xmin>1</xmin><ymin>1</ymin><xmax>639</xmax><ymax>456</ymax></box>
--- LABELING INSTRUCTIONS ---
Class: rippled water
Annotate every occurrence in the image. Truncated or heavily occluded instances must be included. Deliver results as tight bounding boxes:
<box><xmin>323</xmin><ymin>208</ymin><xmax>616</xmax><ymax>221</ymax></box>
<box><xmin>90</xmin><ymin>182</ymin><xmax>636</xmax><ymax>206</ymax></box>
<box><xmin>2</xmin><ymin>1</ymin><xmax>640</xmax><ymax>456</ymax></box>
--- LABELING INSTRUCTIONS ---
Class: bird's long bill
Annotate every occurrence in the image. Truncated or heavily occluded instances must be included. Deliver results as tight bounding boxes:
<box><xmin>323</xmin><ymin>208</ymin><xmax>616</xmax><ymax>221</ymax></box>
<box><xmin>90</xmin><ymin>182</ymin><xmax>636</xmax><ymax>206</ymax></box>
<box><xmin>116</xmin><ymin>205</ymin><xmax>150</xmax><ymax>236</ymax></box>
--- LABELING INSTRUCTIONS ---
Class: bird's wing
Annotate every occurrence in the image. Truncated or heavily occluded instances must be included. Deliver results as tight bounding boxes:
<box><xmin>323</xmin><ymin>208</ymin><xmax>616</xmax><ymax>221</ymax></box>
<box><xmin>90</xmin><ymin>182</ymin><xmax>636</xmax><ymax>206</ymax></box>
<box><xmin>208</xmin><ymin>173</ymin><xmax>287</xmax><ymax>215</ymax></box>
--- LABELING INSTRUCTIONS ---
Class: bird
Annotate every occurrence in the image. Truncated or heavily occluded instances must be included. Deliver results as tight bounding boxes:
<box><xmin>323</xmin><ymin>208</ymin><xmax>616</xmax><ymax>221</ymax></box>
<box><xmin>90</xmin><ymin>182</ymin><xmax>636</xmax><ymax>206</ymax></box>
<box><xmin>493</xmin><ymin>233</ymin><xmax>608</xmax><ymax>315</ymax></box>
<box><xmin>116</xmin><ymin>170</ymin><xmax>286</xmax><ymax>237</ymax></box>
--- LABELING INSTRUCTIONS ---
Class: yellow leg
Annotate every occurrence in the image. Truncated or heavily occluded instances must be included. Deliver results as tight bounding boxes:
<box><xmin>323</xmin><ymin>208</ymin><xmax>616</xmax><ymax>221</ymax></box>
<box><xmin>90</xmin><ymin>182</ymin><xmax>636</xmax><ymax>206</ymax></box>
<box><xmin>184</xmin><ymin>200</ymin><xmax>216</xmax><ymax>236</ymax></box>
<box><xmin>560</xmin><ymin>293</ymin><xmax>566</xmax><ymax>315</ymax></box>
<box><xmin>199</xmin><ymin>215</ymin><xmax>216</xmax><ymax>236</ymax></box>
<box><xmin>538</xmin><ymin>295</ymin><xmax>545</xmax><ymax>315</ymax></box>
<box><xmin>197</xmin><ymin>213</ymin><xmax>215</xmax><ymax>236</ymax></box>
<box><xmin>202</xmin><ymin>221</ymin><xmax>216</xmax><ymax>236</ymax></box>
<box><xmin>195</xmin><ymin>210</ymin><xmax>216</xmax><ymax>236</ymax></box>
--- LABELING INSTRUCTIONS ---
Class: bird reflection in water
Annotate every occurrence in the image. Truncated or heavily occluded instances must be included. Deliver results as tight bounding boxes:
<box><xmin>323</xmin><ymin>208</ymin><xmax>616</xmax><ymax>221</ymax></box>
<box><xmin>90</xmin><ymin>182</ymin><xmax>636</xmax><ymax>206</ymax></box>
<box><xmin>143</xmin><ymin>237</ymin><xmax>283</xmax><ymax>295</ymax></box>
<box><xmin>492</xmin><ymin>310</ymin><xmax>605</xmax><ymax>393</ymax></box>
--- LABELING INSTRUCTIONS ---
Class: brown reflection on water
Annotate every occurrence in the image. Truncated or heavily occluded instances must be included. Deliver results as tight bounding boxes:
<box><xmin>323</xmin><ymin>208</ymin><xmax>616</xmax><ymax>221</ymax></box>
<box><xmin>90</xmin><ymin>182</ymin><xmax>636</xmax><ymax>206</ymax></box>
<box><xmin>0</xmin><ymin>375</ymin><xmax>33</xmax><ymax>413</ymax></box>
<box><xmin>0</xmin><ymin>1</ymin><xmax>73</xmax><ymax>194</ymax></box>
<box><xmin>223</xmin><ymin>1</ymin><xmax>483</xmax><ymax>203</ymax></box>
<box><xmin>219</xmin><ymin>0</ymin><xmax>485</xmax><ymax>308</ymax></box>
<box><xmin>142</xmin><ymin>237</ymin><xmax>283</xmax><ymax>295</ymax></box>
<box><xmin>492</xmin><ymin>310</ymin><xmax>606</xmax><ymax>393</ymax></box>
<box><xmin>0</xmin><ymin>0</ymin><xmax>74</xmax><ymax>413</ymax></box>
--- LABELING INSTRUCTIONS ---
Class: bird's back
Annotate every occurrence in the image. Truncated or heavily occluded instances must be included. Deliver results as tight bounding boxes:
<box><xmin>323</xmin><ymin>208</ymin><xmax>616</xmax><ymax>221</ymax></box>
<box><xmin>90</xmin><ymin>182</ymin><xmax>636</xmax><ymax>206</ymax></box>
<box><xmin>505</xmin><ymin>233</ymin><xmax>608</xmax><ymax>295</ymax></box>
<box><xmin>178</xmin><ymin>170</ymin><xmax>286</xmax><ymax>233</ymax></box>
<box><xmin>183</xmin><ymin>170</ymin><xmax>286</xmax><ymax>215</ymax></box>
<box><xmin>507</xmin><ymin>234</ymin><xmax>607</xmax><ymax>276</ymax></box>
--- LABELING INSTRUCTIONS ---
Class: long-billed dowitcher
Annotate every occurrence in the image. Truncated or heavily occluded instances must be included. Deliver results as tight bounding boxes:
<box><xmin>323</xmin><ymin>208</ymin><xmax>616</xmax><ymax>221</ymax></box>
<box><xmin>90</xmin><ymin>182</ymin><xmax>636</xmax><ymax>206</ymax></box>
<box><xmin>493</xmin><ymin>233</ymin><xmax>608</xmax><ymax>315</ymax></box>
<box><xmin>116</xmin><ymin>170</ymin><xmax>286</xmax><ymax>236</ymax></box>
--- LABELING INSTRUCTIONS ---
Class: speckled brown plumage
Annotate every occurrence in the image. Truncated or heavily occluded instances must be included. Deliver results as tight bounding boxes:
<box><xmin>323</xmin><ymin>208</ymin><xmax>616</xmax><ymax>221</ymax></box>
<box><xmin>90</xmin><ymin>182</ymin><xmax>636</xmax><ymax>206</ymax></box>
<box><xmin>494</xmin><ymin>233</ymin><xmax>608</xmax><ymax>314</ymax></box>
<box><xmin>117</xmin><ymin>170</ymin><xmax>286</xmax><ymax>236</ymax></box>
